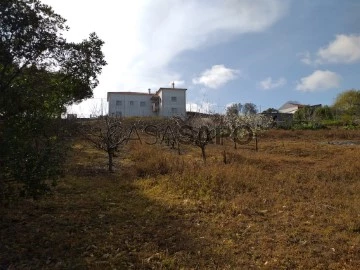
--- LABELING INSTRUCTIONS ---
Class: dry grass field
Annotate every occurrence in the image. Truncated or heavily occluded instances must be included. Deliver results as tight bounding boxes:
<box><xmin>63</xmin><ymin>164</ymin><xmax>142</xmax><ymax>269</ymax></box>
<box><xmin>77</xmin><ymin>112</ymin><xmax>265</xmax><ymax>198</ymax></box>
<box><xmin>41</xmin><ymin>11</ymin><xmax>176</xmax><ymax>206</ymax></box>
<box><xmin>1</xmin><ymin>128</ymin><xmax>360</xmax><ymax>269</ymax></box>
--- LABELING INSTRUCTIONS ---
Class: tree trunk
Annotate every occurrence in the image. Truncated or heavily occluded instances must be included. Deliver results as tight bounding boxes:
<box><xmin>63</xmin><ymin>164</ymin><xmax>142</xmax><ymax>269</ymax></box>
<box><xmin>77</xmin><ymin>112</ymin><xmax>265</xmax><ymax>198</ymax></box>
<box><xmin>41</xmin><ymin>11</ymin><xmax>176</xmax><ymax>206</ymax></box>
<box><xmin>222</xmin><ymin>150</ymin><xmax>227</xmax><ymax>164</ymax></box>
<box><xmin>108</xmin><ymin>149</ymin><xmax>114</xmax><ymax>172</ymax></box>
<box><xmin>201</xmin><ymin>145</ymin><xmax>206</xmax><ymax>163</ymax></box>
<box><xmin>177</xmin><ymin>141</ymin><xmax>181</xmax><ymax>155</ymax></box>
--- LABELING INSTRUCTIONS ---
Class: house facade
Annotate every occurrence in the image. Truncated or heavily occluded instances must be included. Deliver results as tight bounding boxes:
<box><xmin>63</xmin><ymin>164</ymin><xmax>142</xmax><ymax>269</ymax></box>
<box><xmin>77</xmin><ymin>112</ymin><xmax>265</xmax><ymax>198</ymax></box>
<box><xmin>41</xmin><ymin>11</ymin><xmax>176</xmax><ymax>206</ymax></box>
<box><xmin>107</xmin><ymin>87</ymin><xmax>187</xmax><ymax>118</ymax></box>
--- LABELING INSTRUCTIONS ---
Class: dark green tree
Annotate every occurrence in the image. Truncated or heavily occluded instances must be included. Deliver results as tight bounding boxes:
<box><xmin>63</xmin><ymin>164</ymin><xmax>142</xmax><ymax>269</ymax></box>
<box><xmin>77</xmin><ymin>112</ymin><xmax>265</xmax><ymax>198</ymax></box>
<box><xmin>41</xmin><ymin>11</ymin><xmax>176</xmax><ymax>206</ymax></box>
<box><xmin>293</xmin><ymin>106</ymin><xmax>315</xmax><ymax>122</ymax></box>
<box><xmin>262</xmin><ymin>108</ymin><xmax>279</xmax><ymax>114</ymax></box>
<box><xmin>242</xmin><ymin>103</ymin><xmax>257</xmax><ymax>115</ymax></box>
<box><xmin>226</xmin><ymin>103</ymin><xmax>241</xmax><ymax>116</ymax></box>
<box><xmin>0</xmin><ymin>0</ymin><xmax>106</xmax><ymax>200</ymax></box>
<box><xmin>314</xmin><ymin>105</ymin><xmax>334</xmax><ymax>121</ymax></box>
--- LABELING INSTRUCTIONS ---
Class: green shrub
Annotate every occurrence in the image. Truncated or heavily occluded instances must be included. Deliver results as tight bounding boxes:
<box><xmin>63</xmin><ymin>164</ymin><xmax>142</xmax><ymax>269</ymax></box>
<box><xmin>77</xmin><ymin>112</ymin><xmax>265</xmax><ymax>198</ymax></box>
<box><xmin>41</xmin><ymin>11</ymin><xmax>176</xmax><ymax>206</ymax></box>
<box><xmin>292</xmin><ymin>121</ymin><xmax>327</xmax><ymax>130</ymax></box>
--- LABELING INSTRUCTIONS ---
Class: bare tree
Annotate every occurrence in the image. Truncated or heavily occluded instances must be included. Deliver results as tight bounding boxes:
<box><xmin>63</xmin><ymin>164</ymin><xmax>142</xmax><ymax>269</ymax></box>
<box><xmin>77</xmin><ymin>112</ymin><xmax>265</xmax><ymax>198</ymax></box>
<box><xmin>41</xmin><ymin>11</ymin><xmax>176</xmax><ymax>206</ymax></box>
<box><xmin>158</xmin><ymin>115</ymin><xmax>213</xmax><ymax>162</ymax></box>
<box><xmin>82</xmin><ymin>116</ymin><xmax>127</xmax><ymax>172</ymax></box>
<box><xmin>224</xmin><ymin>114</ymin><xmax>272</xmax><ymax>151</ymax></box>
<box><xmin>184</xmin><ymin>116</ymin><xmax>215</xmax><ymax>163</ymax></box>
<box><xmin>89</xmin><ymin>101</ymin><xmax>102</xmax><ymax>118</ymax></box>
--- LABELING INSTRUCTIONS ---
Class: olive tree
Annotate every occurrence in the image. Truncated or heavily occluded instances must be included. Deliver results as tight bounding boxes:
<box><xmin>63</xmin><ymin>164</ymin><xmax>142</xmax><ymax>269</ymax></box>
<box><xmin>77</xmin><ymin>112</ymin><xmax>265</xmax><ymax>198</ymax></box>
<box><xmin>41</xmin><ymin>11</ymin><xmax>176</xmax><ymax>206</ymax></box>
<box><xmin>332</xmin><ymin>89</ymin><xmax>360</xmax><ymax>123</ymax></box>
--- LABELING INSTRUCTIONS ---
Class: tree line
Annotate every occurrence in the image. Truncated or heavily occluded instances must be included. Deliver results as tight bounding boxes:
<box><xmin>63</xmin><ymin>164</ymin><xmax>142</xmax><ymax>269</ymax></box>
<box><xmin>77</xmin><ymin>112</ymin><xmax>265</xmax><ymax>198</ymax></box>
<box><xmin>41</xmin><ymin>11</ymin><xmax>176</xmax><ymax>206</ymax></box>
<box><xmin>293</xmin><ymin>90</ymin><xmax>360</xmax><ymax>127</ymax></box>
<box><xmin>232</xmin><ymin>90</ymin><xmax>360</xmax><ymax>128</ymax></box>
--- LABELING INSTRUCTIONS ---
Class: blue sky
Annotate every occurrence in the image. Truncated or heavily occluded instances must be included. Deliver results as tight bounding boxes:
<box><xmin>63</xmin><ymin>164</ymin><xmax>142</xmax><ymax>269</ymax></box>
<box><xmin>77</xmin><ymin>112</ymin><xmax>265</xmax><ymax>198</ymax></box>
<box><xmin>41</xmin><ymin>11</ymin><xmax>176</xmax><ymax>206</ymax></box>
<box><xmin>41</xmin><ymin>0</ymin><xmax>360</xmax><ymax>116</ymax></box>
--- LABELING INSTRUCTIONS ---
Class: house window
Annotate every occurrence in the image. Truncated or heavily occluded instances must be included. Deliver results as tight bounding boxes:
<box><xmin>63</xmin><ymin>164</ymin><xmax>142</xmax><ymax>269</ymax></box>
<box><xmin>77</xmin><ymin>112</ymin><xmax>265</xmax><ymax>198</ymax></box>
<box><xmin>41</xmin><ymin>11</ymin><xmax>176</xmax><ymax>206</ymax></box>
<box><xmin>140</xmin><ymin>101</ymin><xmax>146</xmax><ymax>107</ymax></box>
<box><xmin>129</xmin><ymin>101</ymin><xmax>134</xmax><ymax>106</ymax></box>
<box><xmin>116</xmin><ymin>100</ymin><xmax>122</xmax><ymax>106</ymax></box>
<box><xmin>171</xmin><ymin>96</ymin><xmax>177</xmax><ymax>102</ymax></box>
<box><xmin>171</xmin><ymin>108</ymin><xmax>177</xmax><ymax>114</ymax></box>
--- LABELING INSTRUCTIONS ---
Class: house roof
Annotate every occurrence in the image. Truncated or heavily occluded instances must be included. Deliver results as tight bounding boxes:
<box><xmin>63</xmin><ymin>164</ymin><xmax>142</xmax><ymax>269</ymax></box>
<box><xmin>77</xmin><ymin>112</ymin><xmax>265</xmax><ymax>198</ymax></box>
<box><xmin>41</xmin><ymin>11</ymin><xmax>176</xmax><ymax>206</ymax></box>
<box><xmin>107</xmin><ymin>87</ymin><xmax>187</xmax><ymax>101</ymax></box>
<box><xmin>278</xmin><ymin>102</ymin><xmax>302</xmax><ymax>111</ymax></box>
<box><xmin>155</xmin><ymin>87</ymin><xmax>187</xmax><ymax>95</ymax></box>
<box><xmin>158</xmin><ymin>87</ymin><xmax>187</xmax><ymax>91</ymax></box>
<box><xmin>107</xmin><ymin>91</ymin><xmax>152</xmax><ymax>96</ymax></box>
<box><xmin>278</xmin><ymin>102</ymin><xmax>322</xmax><ymax>114</ymax></box>
<box><xmin>107</xmin><ymin>91</ymin><xmax>153</xmax><ymax>101</ymax></box>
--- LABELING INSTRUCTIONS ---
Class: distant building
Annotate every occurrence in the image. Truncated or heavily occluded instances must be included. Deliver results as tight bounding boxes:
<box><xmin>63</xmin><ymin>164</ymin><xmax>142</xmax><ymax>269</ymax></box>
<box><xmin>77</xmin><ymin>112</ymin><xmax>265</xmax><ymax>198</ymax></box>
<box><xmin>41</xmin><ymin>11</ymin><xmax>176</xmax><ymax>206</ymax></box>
<box><xmin>261</xmin><ymin>112</ymin><xmax>294</xmax><ymax>127</ymax></box>
<box><xmin>278</xmin><ymin>102</ymin><xmax>303</xmax><ymax>114</ymax></box>
<box><xmin>107</xmin><ymin>87</ymin><xmax>187</xmax><ymax>118</ymax></box>
<box><xmin>278</xmin><ymin>102</ymin><xmax>321</xmax><ymax>114</ymax></box>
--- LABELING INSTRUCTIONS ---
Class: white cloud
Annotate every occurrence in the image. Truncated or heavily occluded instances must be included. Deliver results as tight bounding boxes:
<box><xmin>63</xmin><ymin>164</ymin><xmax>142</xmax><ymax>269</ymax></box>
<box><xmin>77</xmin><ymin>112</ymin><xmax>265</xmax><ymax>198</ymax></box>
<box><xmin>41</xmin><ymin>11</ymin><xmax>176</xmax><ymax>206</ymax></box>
<box><xmin>193</xmin><ymin>65</ymin><xmax>240</xmax><ymax>88</ymax></box>
<box><xmin>318</xmin><ymin>34</ymin><xmax>360</xmax><ymax>64</ymax></box>
<box><xmin>296</xmin><ymin>70</ymin><xmax>341</xmax><ymax>92</ymax></box>
<box><xmin>301</xmin><ymin>34</ymin><xmax>360</xmax><ymax>65</ymax></box>
<box><xmin>226</xmin><ymin>102</ymin><xmax>237</xmax><ymax>108</ymax></box>
<box><xmin>299</xmin><ymin>51</ymin><xmax>313</xmax><ymax>65</ymax></box>
<box><xmin>40</xmin><ymin>0</ymin><xmax>288</xmax><ymax>115</ymax></box>
<box><xmin>259</xmin><ymin>77</ymin><xmax>286</xmax><ymax>90</ymax></box>
<box><xmin>42</xmin><ymin>0</ymin><xmax>287</xmax><ymax>90</ymax></box>
<box><xmin>168</xmin><ymin>80</ymin><xmax>185</xmax><ymax>87</ymax></box>
<box><xmin>67</xmin><ymin>98</ymin><xmax>108</xmax><ymax>118</ymax></box>
<box><xmin>186</xmin><ymin>102</ymin><xmax>216</xmax><ymax>114</ymax></box>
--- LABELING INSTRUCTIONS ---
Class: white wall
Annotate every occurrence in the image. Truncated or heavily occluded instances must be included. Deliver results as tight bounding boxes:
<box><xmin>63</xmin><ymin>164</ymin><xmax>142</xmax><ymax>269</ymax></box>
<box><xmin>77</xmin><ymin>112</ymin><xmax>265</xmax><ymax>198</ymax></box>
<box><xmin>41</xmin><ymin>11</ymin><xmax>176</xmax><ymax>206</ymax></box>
<box><xmin>158</xmin><ymin>88</ymin><xmax>186</xmax><ymax>117</ymax></box>
<box><xmin>108</xmin><ymin>88</ymin><xmax>187</xmax><ymax>118</ymax></box>
<box><xmin>108</xmin><ymin>93</ymin><xmax>154</xmax><ymax>117</ymax></box>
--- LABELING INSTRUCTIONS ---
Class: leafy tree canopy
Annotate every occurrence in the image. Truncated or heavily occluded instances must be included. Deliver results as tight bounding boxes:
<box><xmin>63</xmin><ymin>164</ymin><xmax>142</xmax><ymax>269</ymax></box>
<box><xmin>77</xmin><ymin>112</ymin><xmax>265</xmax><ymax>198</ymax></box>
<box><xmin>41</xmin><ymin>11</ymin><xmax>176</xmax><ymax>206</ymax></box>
<box><xmin>242</xmin><ymin>103</ymin><xmax>257</xmax><ymax>115</ymax></box>
<box><xmin>262</xmin><ymin>108</ymin><xmax>279</xmax><ymax>114</ymax></box>
<box><xmin>0</xmin><ymin>0</ymin><xmax>107</xmax><ymax>117</ymax></box>
<box><xmin>293</xmin><ymin>106</ymin><xmax>316</xmax><ymax>122</ymax></box>
<box><xmin>314</xmin><ymin>105</ymin><xmax>333</xmax><ymax>120</ymax></box>
<box><xmin>226</xmin><ymin>103</ymin><xmax>241</xmax><ymax>116</ymax></box>
<box><xmin>0</xmin><ymin>0</ymin><xmax>106</xmax><ymax>200</ymax></box>
<box><xmin>226</xmin><ymin>103</ymin><xmax>257</xmax><ymax>116</ymax></box>
<box><xmin>332</xmin><ymin>89</ymin><xmax>360</xmax><ymax>116</ymax></box>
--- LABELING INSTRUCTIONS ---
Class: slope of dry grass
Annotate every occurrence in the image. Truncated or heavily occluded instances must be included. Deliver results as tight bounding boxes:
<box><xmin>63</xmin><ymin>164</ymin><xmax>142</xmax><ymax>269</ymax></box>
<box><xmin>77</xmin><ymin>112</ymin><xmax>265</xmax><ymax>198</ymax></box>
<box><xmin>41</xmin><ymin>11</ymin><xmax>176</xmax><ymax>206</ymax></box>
<box><xmin>1</xmin><ymin>129</ymin><xmax>360</xmax><ymax>269</ymax></box>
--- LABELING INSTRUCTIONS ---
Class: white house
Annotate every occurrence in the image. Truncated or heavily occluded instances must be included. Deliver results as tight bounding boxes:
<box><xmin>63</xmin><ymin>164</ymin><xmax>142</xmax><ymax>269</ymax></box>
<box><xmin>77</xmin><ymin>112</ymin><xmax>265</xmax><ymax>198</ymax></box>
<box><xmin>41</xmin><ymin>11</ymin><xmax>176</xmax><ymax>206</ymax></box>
<box><xmin>278</xmin><ymin>102</ymin><xmax>322</xmax><ymax>114</ymax></box>
<box><xmin>107</xmin><ymin>87</ymin><xmax>187</xmax><ymax>118</ymax></box>
<box><xmin>278</xmin><ymin>102</ymin><xmax>302</xmax><ymax>114</ymax></box>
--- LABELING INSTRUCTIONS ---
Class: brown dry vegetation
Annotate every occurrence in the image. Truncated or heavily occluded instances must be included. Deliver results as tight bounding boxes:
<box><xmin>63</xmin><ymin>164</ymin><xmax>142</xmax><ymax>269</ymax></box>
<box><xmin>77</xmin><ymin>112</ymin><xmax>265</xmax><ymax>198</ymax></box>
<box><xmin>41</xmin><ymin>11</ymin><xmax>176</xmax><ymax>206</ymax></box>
<box><xmin>1</xmin><ymin>128</ymin><xmax>360</xmax><ymax>269</ymax></box>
